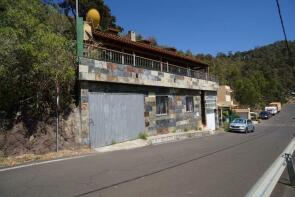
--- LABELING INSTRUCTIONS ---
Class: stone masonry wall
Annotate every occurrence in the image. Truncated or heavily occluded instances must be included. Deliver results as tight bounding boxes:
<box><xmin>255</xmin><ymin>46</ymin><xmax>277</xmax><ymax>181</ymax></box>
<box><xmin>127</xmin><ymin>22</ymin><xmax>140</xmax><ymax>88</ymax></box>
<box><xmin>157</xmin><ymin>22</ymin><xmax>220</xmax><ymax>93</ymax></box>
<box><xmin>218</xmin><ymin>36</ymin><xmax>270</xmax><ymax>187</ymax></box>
<box><xmin>82</xmin><ymin>82</ymin><xmax>202</xmax><ymax>137</ymax></box>
<box><xmin>79</xmin><ymin>58</ymin><xmax>218</xmax><ymax>92</ymax></box>
<box><xmin>78</xmin><ymin>57</ymin><xmax>217</xmax><ymax>145</ymax></box>
<box><xmin>144</xmin><ymin>91</ymin><xmax>202</xmax><ymax>135</ymax></box>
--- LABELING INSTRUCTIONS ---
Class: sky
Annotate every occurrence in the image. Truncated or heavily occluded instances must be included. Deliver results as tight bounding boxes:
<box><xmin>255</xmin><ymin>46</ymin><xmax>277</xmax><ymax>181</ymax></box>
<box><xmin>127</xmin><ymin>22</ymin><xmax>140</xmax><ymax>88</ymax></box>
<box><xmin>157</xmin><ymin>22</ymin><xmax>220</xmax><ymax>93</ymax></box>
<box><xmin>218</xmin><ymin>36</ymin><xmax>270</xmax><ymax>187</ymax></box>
<box><xmin>104</xmin><ymin>0</ymin><xmax>295</xmax><ymax>56</ymax></box>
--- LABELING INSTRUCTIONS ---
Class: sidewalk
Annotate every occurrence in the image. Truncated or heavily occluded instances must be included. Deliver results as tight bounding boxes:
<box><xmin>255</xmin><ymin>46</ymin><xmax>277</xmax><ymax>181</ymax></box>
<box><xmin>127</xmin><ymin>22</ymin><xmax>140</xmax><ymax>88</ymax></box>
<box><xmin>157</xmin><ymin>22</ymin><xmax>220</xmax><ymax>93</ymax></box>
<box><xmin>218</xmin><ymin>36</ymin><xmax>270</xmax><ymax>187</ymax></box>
<box><xmin>1</xmin><ymin>129</ymin><xmax>224</xmax><ymax>169</ymax></box>
<box><xmin>95</xmin><ymin>129</ymin><xmax>224</xmax><ymax>153</ymax></box>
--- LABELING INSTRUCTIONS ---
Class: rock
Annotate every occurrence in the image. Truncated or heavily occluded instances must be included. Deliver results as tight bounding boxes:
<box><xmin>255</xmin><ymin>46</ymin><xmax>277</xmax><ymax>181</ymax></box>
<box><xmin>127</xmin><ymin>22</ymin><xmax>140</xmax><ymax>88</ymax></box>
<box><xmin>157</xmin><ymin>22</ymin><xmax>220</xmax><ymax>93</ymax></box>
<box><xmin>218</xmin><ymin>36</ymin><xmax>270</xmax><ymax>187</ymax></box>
<box><xmin>29</xmin><ymin>135</ymin><xmax>34</xmax><ymax>142</ymax></box>
<box><xmin>0</xmin><ymin>150</ymin><xmax>4</xmax><ymax>157</ymax></box>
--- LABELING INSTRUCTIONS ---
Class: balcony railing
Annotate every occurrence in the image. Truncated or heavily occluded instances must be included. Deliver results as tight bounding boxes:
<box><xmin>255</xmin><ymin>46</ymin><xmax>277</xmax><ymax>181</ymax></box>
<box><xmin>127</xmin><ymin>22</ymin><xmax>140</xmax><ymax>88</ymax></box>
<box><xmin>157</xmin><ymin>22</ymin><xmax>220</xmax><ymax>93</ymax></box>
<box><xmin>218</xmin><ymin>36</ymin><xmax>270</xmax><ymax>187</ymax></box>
<box><xmin>83</xmin><ymin>44</ymin><xmax>218</xmax><ymax>82</ymax></box>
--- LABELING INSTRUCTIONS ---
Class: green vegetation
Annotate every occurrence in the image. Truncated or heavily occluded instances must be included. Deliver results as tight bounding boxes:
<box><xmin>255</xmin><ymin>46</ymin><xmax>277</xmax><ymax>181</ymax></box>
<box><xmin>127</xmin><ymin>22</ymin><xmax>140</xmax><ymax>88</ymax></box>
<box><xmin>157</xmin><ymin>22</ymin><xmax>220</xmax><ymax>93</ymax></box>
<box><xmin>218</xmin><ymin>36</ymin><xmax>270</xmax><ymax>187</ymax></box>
<box><xmin>57</xmin><ymin>0</ymin><xmax>123</xmax><ymax>31</ymax></box>
<box><xmin>0</xmin><ymin>0</ymin><xmax>75</xmax><ymax>126</ymax></box>
<box><xmin>111</xmin><ymin>140</ymin><xmax>116</xmax><ymax>145</ymax></box>
<box><xmin>198</xmin><ymin>41</ymin><xmax>295</xmax><ymax>108</ymax></box>
<box><xmin>0</xmin><ymin>0</ymin><xmax>121</xmax><ymax>131</ymax></box>
<box><xmin>223</xmin><ymin>122</ymin><xmax>230</xmax><ymax>132</ymax></box>
<box><xmin>138</xmin><ymin>132</ymin><xmax>148</xmax><ymax>140</ymax></box>
<box><xmin>0</xmin><ymin>0</ymin><xmax>294</xmax><ymax>137</ymax></box>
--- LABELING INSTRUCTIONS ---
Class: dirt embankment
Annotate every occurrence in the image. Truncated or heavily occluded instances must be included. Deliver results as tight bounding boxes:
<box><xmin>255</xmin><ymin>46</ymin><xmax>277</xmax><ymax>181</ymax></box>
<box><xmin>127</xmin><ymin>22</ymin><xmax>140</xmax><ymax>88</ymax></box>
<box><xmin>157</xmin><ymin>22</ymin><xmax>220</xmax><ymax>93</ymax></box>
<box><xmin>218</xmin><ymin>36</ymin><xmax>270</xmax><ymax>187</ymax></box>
<box><xmin>0</xmin><ymin>116</ymin><xmax>82</xmax><ymax>156</ymax></box>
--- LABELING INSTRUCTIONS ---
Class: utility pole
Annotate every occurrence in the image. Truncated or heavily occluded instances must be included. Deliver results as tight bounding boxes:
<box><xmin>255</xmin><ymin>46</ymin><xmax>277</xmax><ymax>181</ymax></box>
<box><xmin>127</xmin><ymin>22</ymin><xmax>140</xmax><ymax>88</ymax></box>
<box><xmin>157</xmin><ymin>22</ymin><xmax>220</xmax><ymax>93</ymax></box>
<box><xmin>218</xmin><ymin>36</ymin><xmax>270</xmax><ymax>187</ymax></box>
<box><xmin>56</xmin><ymin>80</ymin><xmax>60</xmax><ymax>152</ymax></box>
<box><xmin>76</xmin><ymin>0</ymin><xmax>79</xmax><ymax>19</ymax></box>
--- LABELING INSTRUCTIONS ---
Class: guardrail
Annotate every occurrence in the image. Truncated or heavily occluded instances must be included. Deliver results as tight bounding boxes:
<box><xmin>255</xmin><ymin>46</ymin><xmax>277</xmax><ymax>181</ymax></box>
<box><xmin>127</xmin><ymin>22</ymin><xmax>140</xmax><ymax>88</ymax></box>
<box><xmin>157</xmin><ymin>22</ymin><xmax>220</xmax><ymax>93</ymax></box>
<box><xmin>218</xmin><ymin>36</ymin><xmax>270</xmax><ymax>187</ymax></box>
<box><xmin>246</xmin><ymin>137</ymin><xmax>295</xmax><ymax>197</ymax></box>
<box><xmin>83</xmin><ymin>44</ymin><xmax>218</xmax><ymax>83</ymax></box>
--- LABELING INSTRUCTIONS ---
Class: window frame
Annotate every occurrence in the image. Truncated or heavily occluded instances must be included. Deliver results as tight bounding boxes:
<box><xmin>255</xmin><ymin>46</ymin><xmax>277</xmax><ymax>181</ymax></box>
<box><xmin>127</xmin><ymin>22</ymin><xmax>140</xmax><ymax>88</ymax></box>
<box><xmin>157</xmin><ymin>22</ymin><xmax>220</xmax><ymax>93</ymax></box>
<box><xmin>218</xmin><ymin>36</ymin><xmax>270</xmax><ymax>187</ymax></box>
<box><xmin>186</xmin><ymin>96</ymin><xmax>194</xmax><ymax>112</ymax></box>
<box><xmin>156</xmin><ymin>96</ymin><xmax>169</xmax><ymax>115</ymax></box>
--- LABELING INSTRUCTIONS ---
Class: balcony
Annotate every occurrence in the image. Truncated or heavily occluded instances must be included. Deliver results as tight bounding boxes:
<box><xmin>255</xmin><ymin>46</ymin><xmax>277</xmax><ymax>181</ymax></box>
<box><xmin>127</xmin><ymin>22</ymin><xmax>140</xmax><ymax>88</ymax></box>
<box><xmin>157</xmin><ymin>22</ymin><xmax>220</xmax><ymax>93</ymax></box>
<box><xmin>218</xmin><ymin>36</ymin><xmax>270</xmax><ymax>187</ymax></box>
<box><xmin>83</xmin><ymin>43</ymin><xmax>218</xmax><ymax>83</ymax></box>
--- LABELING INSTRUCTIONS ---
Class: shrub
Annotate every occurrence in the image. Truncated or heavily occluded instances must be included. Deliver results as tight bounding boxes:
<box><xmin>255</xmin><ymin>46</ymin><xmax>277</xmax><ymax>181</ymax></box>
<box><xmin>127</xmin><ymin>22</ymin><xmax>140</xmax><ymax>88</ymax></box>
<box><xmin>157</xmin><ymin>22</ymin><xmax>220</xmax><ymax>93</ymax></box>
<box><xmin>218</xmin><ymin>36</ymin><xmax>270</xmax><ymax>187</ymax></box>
<box><xmin>138</xmin><ymin>132</ymin><xmax>148</xmax><ymax>140</ymax></box>
<box><xmin>223</xmin><ymin>122</ymin><xmax>230</xmax><ymax>132</ymax></box>
<box><xmin>111</xmin><ymin>140</ymin><xmax>116</xmax><ymax>145</ymax></box>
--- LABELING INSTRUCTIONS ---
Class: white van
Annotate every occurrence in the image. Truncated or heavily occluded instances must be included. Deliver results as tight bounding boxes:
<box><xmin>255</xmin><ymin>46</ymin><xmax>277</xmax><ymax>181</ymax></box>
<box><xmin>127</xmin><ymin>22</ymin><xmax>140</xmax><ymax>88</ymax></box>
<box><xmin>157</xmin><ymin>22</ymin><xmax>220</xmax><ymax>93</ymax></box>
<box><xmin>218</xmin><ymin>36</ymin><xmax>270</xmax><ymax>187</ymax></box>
<box><xmin>265</xmin><ymin>106</ymin><xmax>277</xmax><ymax>115</ymax></box>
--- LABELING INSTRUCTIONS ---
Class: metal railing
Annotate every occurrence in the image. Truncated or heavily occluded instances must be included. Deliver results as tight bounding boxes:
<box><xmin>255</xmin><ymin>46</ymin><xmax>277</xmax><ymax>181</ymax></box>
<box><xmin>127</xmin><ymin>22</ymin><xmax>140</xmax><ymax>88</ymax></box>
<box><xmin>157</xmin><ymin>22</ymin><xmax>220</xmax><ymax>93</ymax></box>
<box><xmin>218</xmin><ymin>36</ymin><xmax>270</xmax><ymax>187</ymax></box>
<box><xmin>246</xmin><ymin>137</ymin><xmax>295</xmax><ymax>197</ymax></box>
<box><xmin>83</xmin><ymin>44</ymin><xmax>218</xmax><ymax>82</ymax></box>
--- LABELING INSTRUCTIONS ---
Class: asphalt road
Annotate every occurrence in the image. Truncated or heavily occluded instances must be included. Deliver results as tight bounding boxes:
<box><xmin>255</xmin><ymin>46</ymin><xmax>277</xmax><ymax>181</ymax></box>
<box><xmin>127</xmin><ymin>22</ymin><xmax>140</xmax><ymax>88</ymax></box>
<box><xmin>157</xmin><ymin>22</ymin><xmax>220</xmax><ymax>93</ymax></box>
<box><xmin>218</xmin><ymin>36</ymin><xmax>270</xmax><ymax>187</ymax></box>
<box><xmin>1</xmin><ymin>104</ymin><xmax>295</xmax><ymax>197</ymax></box>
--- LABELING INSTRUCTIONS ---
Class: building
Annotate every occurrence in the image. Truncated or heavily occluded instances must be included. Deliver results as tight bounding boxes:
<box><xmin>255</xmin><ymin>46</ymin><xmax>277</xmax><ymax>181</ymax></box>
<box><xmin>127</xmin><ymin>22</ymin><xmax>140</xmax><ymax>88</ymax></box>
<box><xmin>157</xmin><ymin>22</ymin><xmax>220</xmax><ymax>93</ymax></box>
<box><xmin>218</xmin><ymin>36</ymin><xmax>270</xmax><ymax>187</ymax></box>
<box><xmin>217</xmin><ymin>85</ymin><xmax>236</xmax><ymax>124</ymax></box>
<box><xmin>232</xmin><ymin>108</ymin><xmax>251</xmax><ymax>119</ymax></box>
<box><xmin>217</xmin><ymin>85</ymin><xmax>234</xmax><ymax>108</ymax></box>
<box><xmin>78</xmin><ymin>24</ymin><xmax>219</xmax><ymax>148</ymax></box>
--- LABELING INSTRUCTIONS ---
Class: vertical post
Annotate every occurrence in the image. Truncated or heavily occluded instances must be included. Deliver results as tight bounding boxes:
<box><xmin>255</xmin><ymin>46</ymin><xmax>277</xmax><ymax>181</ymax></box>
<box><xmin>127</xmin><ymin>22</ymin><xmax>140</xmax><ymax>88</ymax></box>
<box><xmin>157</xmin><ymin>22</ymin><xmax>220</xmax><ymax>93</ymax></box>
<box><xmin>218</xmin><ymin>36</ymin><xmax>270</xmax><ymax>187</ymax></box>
<box><xmin>133</xmin><ymin>52</ymin><xmax>136</xmax><ymax>66</ymax></box>
<box><xmin>121</xmin><ymin>49</ymin><xmax>125</xmax><ymax>65</ymax></box>
<box><xmin>160</xmin><ymin>61</ymin><xmax>163</xmax><ymax>72</ymax></box>
<box><xmin>56</xmin><ymin>81</ymin><xmax>60</xmax><ymax>152</ymax></box>
<box><xmin>122</xmin><ymin>53</ymin><xmax>124</xmax><ymax>65</ymax></box>
<box><xmin>76</xmin><ymin>0</ymin><xmax>79</xmax><ymax>57</ymax></box>
<box><xmin>167</xmin><ymin>61</ymin><xmax>169</xmax><ymax>72</ymax></box>
<box><xmin>285</xmin><ymin>153</ymin><xmax>295</xmax><ymax>186</ymax></box>
<box><xmin>75</xmin><ymin>0</ymin><xmax>79</xmax><ymax>18</ymax></box>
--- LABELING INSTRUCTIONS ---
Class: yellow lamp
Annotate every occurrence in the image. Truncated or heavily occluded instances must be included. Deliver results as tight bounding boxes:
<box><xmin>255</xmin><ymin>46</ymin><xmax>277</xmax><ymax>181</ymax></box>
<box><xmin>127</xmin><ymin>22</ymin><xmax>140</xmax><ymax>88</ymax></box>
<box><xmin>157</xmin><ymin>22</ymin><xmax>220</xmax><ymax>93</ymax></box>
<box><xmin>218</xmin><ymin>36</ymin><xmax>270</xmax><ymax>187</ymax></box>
<box><xmin>86</xmin><ymin>8</ymin><xmax>101</xmax><ymax>28</ymax></box>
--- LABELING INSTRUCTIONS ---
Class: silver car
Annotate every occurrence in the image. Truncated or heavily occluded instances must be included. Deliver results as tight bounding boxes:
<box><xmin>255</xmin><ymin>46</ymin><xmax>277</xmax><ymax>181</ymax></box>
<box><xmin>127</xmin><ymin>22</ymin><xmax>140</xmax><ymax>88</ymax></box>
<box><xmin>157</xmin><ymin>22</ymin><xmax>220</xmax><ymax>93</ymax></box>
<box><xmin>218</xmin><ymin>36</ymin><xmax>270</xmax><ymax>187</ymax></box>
<box><xmin>229</xmin><ymin>118</ymin><xmax>255</xmax><ymax>133</ymax></box>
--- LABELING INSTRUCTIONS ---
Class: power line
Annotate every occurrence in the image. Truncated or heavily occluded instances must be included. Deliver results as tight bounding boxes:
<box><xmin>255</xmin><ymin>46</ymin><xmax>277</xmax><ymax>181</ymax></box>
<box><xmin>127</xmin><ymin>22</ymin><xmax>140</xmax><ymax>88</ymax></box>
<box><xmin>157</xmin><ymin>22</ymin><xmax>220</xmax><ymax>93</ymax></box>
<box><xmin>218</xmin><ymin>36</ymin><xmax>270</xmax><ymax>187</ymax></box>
<box><xmin>275</xmin><ymin>0</ymin><xmax>291</xmax><ymax>55</ymax></box>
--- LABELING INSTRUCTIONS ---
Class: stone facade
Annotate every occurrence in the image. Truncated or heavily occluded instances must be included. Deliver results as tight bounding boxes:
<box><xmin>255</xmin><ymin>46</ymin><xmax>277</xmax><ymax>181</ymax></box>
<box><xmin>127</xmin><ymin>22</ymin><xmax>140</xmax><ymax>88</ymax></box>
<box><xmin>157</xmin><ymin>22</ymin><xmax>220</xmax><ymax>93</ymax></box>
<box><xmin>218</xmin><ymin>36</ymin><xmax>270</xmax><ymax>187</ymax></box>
<box><xmin>78</xmin><ymin>57</ymin><xmax>218</xmax><ymax>145</ymax></box>
<box><xmin>144</xmin><ymin>91</ymin><xmax>202</xmax><ymax>135</ymax></box>
<box><xmin>79</xmin><ymin>58</ymin><xmax>218</xmax><ymax>92</ymax></box>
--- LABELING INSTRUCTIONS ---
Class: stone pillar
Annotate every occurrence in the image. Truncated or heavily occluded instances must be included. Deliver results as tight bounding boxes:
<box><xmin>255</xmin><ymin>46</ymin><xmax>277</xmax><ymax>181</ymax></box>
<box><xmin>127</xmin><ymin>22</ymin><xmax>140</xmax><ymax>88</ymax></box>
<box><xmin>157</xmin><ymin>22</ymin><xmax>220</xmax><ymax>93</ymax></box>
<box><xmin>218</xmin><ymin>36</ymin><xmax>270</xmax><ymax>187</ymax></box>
<box><xmin>80</xmin><ymin>81</ymin><xmax>90</xmax><ymax>145</ymax></box>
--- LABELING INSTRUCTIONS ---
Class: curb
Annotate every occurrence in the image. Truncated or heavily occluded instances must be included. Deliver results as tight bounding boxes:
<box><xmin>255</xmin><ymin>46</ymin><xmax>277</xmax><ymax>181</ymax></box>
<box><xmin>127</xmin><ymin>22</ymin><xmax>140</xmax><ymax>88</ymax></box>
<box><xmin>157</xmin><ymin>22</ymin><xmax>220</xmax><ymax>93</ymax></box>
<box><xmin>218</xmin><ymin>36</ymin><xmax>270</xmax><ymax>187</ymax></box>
<box><xmin>148</xmin><ymin>130</ymin><xmax>224</xmax><ymax>145</ymax></box>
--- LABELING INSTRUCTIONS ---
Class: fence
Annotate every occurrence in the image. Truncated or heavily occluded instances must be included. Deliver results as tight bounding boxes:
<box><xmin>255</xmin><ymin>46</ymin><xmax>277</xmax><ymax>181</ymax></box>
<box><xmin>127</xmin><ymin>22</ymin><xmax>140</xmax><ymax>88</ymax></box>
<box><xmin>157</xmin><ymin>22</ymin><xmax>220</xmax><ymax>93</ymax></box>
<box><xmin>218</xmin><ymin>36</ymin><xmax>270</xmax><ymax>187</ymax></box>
<box><xmin>83</xmin><ymin>44</ymin><xmax>218</xmax><ymax>82</ymax></box>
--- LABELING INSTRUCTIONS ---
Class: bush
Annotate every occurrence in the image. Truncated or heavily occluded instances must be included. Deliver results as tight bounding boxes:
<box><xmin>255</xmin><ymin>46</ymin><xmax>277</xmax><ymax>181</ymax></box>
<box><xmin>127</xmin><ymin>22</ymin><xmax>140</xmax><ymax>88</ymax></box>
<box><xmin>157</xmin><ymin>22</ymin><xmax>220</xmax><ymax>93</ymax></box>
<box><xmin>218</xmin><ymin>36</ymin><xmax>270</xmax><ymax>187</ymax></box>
<box><xmin>223</xmin><ymin>122</ymin><xmax>230</xmax><ymax>132</ymax></box>
<box><xmin>111</xmin><ymin>140</ymin><xmax>116</xmax><ymax>145</ymax></box>
<box><xmin>138</xmin><ymin>132</ymin><xmax>148</xmax><ymax>140</ymax></box>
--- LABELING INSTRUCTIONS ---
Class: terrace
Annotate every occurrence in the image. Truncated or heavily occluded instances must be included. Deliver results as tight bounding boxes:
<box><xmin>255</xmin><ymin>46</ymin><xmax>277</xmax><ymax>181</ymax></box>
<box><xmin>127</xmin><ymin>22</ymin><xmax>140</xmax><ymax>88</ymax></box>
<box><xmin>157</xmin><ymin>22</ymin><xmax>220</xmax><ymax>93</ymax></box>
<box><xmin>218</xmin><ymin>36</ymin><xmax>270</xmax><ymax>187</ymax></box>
<box><xmin>83</xmin><ymin>43</ymin><xmax>218</xmax><ymax>83</ymax></box>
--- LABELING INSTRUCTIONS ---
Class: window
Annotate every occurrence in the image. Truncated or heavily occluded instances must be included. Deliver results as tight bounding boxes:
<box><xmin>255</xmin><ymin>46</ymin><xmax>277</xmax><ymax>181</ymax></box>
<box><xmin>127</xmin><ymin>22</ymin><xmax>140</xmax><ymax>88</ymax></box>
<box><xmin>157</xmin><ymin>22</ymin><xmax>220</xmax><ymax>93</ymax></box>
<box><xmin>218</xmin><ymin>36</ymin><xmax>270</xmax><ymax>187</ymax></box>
<box><xmin>186</xmin><ymin>96</ymin><xmax>194</xmax><ymax>112</ymax></box>
<box><xmin>156</xmin><ymin>96</ymin><xmax>168</xmax><ymax>115</ymax></box>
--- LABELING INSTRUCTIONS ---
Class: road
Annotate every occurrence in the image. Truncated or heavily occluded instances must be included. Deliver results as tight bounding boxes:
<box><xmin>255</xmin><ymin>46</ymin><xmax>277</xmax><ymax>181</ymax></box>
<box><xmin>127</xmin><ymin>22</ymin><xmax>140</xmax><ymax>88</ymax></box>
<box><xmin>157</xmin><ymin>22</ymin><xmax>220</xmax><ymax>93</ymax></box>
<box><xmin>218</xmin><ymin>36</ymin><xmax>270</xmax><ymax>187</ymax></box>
<box><xmin>1</xmin><ymin>104</ymin><xmax>295</xmax><ymax>197</ymax></box>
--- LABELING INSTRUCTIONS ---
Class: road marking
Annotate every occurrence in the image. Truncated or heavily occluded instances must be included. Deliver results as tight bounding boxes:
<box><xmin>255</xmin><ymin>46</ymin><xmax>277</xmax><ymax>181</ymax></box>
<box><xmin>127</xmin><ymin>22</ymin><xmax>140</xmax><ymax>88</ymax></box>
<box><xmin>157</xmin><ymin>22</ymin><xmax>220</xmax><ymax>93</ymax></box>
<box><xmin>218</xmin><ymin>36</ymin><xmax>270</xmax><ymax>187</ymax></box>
<box><xmin>246</xmin><ymin>137</ymin><xmax>295</xmax><ymax>197</ymax></box>
<box><xmin>0</xmin><ymin>154</ymin><xmax>93</xmax><ymax>172</ymax></box>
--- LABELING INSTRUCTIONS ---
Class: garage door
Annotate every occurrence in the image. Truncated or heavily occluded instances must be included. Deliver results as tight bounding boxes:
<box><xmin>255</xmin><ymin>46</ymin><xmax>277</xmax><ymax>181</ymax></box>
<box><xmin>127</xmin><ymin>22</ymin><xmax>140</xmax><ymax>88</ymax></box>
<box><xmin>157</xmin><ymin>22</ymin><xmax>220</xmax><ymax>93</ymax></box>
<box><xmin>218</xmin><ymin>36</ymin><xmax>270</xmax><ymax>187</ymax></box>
<box><xmin>89</xmin><ymin>93</ymin><xmax>145</xmax><ymax>148</ymax></box>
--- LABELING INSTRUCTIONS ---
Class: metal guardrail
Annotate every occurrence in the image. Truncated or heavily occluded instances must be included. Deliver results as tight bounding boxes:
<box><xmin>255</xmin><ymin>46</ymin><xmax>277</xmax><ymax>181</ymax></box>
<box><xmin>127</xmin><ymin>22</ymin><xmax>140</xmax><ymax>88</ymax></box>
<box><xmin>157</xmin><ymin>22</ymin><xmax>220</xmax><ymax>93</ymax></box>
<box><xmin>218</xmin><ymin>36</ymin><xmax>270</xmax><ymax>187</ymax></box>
<box><xmin>83</xmin><ymin>44</ymin><xmax>218</xmax><ymax>82</ymax></box>
<box><xmin>246</xmin><ymin>137</ymin><xmax>295</xmax><ymax>197</ymax></box>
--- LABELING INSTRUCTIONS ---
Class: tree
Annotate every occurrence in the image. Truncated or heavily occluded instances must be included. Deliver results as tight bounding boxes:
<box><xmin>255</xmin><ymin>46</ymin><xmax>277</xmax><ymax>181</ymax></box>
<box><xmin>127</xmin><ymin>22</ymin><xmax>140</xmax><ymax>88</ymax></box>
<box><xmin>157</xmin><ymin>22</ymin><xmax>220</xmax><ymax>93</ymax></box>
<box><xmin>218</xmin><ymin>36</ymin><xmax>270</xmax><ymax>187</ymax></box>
<box><xmin>0</xmin><ymin>0</ymin><xmax>75</xmax><ymax>124</ymax></box>
<box><xmin>207</xmin><ymin>40</ymin><xmax>295</xmax><ymax>108</ymax></box>
<box><xmin>56</xmin><ymin>0</ymin><xmax>123</xmax><ymax>31</ymax></box>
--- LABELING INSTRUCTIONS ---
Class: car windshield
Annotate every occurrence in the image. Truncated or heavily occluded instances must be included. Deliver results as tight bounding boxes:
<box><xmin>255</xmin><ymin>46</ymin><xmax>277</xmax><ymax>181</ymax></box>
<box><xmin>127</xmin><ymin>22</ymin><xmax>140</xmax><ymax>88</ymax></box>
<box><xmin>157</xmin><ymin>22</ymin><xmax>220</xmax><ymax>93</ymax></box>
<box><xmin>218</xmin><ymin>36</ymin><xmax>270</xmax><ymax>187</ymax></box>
<box><xmin>232</xmin><ymin>119</ymin><xmax>246</xmax><ymax>124</ymax></box>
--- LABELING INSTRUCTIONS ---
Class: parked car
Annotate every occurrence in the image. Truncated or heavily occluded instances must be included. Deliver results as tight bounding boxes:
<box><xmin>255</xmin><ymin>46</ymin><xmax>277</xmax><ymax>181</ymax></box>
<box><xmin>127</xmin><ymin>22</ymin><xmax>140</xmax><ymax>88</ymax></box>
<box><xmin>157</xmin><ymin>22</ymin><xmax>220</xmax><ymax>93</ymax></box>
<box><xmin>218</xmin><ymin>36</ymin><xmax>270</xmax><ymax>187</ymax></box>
<box><xmin>260</xmin><ymin>111</ymin><xmax>272</xmax><ymax>119</ymax></box>
<box><xmin>229</xmin><ymin>118</ymin><xmax>255</xmax><ymax>133</ymax></box>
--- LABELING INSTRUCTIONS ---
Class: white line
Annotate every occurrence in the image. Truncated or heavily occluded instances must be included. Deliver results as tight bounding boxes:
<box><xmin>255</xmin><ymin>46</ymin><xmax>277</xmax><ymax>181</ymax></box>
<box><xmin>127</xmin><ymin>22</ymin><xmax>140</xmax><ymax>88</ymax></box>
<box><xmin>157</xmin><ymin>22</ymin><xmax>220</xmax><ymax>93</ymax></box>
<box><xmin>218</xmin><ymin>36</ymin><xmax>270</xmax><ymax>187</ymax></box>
<box><xmin>246</xmin><ymin>137</ymin><xmax>295</xmax><ymax>197</ymax></box>
<box><xmin>0</xmin><ymin>154</ymin><xmax>92</xmax><ymax>172</ymax></box>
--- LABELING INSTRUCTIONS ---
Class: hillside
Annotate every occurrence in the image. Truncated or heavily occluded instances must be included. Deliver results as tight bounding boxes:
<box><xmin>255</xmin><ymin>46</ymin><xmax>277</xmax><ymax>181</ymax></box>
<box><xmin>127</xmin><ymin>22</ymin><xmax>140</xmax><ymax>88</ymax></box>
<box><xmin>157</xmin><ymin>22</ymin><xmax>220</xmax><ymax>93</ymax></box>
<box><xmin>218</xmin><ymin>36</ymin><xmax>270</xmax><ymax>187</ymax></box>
<box><xmin>198</xmin><ymin>41</ymin><xmax>295</xmax><ymax>108</ymax></box>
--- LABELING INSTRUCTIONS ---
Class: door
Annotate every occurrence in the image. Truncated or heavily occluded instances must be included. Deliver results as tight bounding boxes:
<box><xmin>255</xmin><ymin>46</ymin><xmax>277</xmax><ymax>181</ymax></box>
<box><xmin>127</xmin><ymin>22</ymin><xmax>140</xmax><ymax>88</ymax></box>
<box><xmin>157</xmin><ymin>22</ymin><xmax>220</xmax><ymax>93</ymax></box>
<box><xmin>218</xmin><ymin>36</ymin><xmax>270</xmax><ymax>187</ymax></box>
<box><xmin>205</xmin><ymin>92</ymin><xmax>217</xmax><ymax>131</ymax></box>
<box><xmin>206</xmin><ymin>109</ymin><xmax>216</xmax><ymax>131</ymax></box>
<box><xmin>89</xmin><ymin>93</ymin><xmax>145</xmax><ymax>148</ymax></box>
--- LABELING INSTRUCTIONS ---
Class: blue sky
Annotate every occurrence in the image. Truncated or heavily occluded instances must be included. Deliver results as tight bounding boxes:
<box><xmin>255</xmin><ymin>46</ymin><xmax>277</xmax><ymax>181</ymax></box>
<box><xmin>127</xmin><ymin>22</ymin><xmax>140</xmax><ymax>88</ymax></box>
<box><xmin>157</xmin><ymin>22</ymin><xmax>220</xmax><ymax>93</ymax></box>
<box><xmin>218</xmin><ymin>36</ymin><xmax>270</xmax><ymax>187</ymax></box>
<box><xmin>104</xmin><ymin>0</ymin><xmax>295</xmax><ymax>56</ymax></box>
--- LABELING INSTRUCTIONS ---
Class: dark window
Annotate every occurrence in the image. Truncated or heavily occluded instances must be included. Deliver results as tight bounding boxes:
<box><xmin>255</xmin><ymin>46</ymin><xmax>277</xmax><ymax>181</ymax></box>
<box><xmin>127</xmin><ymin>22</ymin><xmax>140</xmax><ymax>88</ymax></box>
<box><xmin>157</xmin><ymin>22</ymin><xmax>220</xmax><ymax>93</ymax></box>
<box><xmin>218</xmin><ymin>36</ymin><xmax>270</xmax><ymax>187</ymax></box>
<box><xmin>156</xmin><ymin>96</ymin><xmax>168</xmax><ymax>115</ymax></box>
<box><xmin>186</xmin><ymin>97</ymin><xmax>194</xmax><ymax>112</ymax></box>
